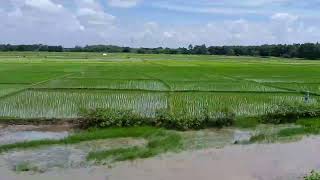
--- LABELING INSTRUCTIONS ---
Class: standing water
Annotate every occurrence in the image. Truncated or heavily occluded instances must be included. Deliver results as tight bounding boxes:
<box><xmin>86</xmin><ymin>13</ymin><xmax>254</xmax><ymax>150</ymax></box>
<box><xmin>0</xmin><ymin>125</ymin><xmax>70</xmax><ymax>145</ymax></box>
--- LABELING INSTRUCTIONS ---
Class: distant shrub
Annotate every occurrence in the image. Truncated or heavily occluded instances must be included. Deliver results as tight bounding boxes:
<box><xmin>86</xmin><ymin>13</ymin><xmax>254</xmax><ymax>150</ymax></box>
<box><xmin>80</xmin><ymin>107</ymin><xmax>235</xmax><ymax>130</ymax></box>
<box><xmin>206</xmin><ymin>107</ymin><xmax>235</xmax><ymax>128</ymax></box>
<box><xmin>154</xmin><ymin>109</ymin><xmax>205</xmax><ymax>130</ymax></box>
<box><xmin>80</xmin><ymin>108</ymin><xmax>148</xmax><ymax>128</ymax></box>
<box><xmin>262</xmin><ymin>103</ymin><xmax>320</xmax><ymax>124</ymax></box>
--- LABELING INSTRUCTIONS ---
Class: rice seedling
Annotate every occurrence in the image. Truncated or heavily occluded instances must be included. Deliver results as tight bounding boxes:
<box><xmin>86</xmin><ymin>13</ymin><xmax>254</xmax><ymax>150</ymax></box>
<box><xmin>0</xmin><ymin>52</ymin><xmax>320</xmax><ymax>122</ymax></box>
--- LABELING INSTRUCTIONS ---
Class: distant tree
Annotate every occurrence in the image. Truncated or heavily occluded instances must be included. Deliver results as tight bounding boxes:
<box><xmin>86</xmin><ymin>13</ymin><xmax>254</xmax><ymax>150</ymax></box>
<box><xmin>122</xmin><ymin>47</ymin><xmax>131</xmax><ymax>53</ymax></box>
<box><xmin>226</xmin><ymin>48</ymin><xmax>235</xmax><ymax>56</ymax></box>
<box><xmin>137</xmin><ymin>48</ymin><xmax>147</xmax><ymax>54</ymax></box>
<box><xmin>193</xmin><ymin>44</ymin><xmax>208</xmax><ymax>55</ymax></box>
<box><xmin>188</xmin><ymin>44</ymin><xmax>193</xmax><ymax>54</ymax></box>
<box><xmin>1</xmin><ymin>43</ymin><xmax>320</xmax><ymax>60</ymax></box>
<box><xmin>178</xmin><ymin>47</ymin><xmax>189</xmax><ymax>54</ymax></box>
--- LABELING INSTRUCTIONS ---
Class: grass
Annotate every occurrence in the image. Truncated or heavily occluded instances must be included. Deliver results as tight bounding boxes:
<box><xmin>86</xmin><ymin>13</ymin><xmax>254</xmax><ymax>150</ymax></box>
<box><xmin>277</xmin><ymin>118</ymin><xmax>320</xmax><ymax>137</ymax></box>
<box><xmin>0</xmin><ymin>89</ymin><xmax>313</xmax><ymax>119</ymax></box>
<box><xmin>0</xmin><ymin>52</ymin><xmax>320</xmax><ymax>128</ymax></box>
<box><xmin>234</xmin><ymin>116</ymin><xmax>260</xmax><ymax>128</ymax></box>
<box><xmin>250</xmin><ymin>118</ymin><xmax>320</xmax><ymax>143</ymax></box>
<box><xmin>0</xmin><ymin>127</ymin><xmax>162</xmax><ymax>153</ymax></box>
<box><xmin>305</xmin><ymin>170</ymin><xmax>320</xmax><ymax>180</ymax></box>
<box><xmin>0</xmin><ymin>126</ymin><xmax>183</xmax><ymax>162</ymax></box>
<box><xmin>14</xmin><ymin>162</ymin><xmax>40</xmax><ymax>173</ymax></box>
<box><xmin>87</xmin><ymin>131</ymin><xmax>182</xmax><ymax>162</ymax></box>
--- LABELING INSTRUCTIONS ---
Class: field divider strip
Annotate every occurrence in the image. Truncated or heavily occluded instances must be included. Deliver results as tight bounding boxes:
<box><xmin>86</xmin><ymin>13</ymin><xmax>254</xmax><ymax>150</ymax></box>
<box><xmin>220</xmin><ymin>74</ymin><xmax>320</xmax><ymax>97</ymax></box>
<box><xmin>0</xmin><ymin>83</ymin><xmax>30</xmax><ymax>85</ymax></box>
<box><xmin>139</xmin><ymin>70</ymin><xmax>172</xmax><ymax>92</ymax></box>
<box><xmin>26</xmin><ymin>87</ymin><xmax>308</xmax><ymax>94</ymax></box>
<box><xmin>0</xmin><ymin>73</ymin><xmax>75</xmax><ymax>99</ymax></box>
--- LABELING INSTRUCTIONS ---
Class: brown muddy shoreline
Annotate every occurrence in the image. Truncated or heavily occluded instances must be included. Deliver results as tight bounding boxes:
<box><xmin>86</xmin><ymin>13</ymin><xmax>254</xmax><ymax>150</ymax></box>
<box><xmin>0</xmin><ymin>118</ymin><xmax>83</xmax><ymax>127</ymax></box>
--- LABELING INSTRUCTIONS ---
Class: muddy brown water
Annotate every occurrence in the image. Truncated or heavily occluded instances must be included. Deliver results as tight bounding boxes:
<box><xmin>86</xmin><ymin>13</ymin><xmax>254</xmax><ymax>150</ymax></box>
<box><xmin>0</xmin><ymin>125</ymin><xmax>71</xmax><ymax>145</ymax></box>
<box><xmin>1</xmin><ymin>136</ymin><xmax>320</xmax><ymax>180</ymax></box>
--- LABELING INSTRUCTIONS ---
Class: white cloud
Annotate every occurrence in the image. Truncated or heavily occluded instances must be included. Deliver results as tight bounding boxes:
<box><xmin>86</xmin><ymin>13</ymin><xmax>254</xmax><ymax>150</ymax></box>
<box><xmin>25</xmin><ymin>0</ymin><xmax>63</xmax><ymax>13</ymax></box>
<box><xmin>163</xmin><ymin>31</ymin><xmax>174</xmax><ymax>38</ymax></box>
<box><xmin>0</xmin><ymin>0</ymin><xmax>319</xmax><ymax>48</ymax></box>
<box><xmin>75</xmin><ymin>0</ymin><xmax>116</xmax><ymax>37</ymax></box>
<box><xmin>152</xmin><ymin>2</ymin><xmax>264</xmax><ymax>15</ymax></box>
<box><xmin>271</xmin><ymin>13</ymin><xmax>298</xmax><ymax>22</ymax></box>
<box><xmin>122</xmin><ymin>15</ymin><xmax>320</xmax><ymax>48</ymax></box>
<box><xmin>108</xmin><ymin>0</ymin><xmax>142</xmax><ymax>8</ymax></box>
<box><xmin>151</xmin><ymin>0</ymin><xmax>318</xmax><ymax>18</ymax></box>
<box><xmin>77</xmin><ymin>8</ymin><xmax>115</xmax><ymax>28</ymax></box>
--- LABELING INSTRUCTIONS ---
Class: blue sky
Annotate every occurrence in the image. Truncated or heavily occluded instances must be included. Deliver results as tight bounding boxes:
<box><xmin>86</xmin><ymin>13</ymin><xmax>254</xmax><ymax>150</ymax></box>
<box><xmin>1</xmin><ymin>0</ymin><xmax>320</xmax><ymax>47</ymax></box>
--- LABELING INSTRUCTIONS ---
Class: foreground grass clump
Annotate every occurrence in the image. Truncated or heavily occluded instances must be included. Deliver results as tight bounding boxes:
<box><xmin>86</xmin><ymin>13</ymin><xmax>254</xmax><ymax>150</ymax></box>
<box><xmin>0</xmin><ymin>127</ymin><xmax>177</xmax><ymax>154</ymax></box>
<box><xmin>277</xmin><ymin>118</ymin><xmax>320</xmax><ymax>137</ymax></box>
<box><xmin>0</xmin><ymin>126</ymin><xmax>183</xmax><ymax>163</ymax></box>
<box><xmin>250</xmin><ymin>118</ymin><xmax>320</xmax><ymax>143</ymax></box>
<box><xmin>234</xmin><ymin>116</ymin><xmax>260</xmax><ymax>128</ymax></box>
<box><xmin>305</xmin><ymin>170</ymin><xmax>320</xmax><ymax>180</ymax></box>
<box><xmin>87</xmin><ymin>130</ymin><xmax>182</xmax><ymax>162</ymax></box>
<box><xmin>80</xmin><ymin>108</ymin><xmax>235</xmax><ymax>130</ymax></box>
<box><xmin>14</xmin><ymin>162</ymin><xmax>40</xmax><ymax>173</ymax></box>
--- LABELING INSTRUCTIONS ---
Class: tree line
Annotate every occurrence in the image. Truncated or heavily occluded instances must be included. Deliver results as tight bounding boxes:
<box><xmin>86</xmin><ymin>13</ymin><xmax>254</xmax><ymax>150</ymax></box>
<box><xmin>1</xmin><ymin>43</ymin><xmax>320</xmax><ymax>59</ymax></box>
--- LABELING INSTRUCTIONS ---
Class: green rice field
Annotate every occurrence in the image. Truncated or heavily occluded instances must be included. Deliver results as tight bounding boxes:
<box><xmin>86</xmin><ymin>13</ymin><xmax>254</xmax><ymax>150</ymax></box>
<box><xmin>0</xmin><ymin>52</ymin><xmax>319</xmax><ymax>119</ymax></box>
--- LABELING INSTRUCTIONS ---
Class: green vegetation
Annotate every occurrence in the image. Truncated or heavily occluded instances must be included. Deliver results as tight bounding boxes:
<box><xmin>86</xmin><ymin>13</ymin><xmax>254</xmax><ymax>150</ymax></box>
<box><xmin>0</xmin><ymin>52</ymin><xmax>319</xmax><ymax>130</ymax></box>
<box><xmin>0</xmin><ymin>127</ymin><xmax>157</xmax><ymax>153</ymax></box>
<box><xmin>234</xmin><ymin>116</ymin><xmax>260</xmax><ymax>128</ymax></box>
<box><xmin>305</xmin><ymin>170</ymin><xmax>320</xmax><ymax>180</ymax></box>
<box><xmin>262</xmin><ymin>103</ymin><xmax>320</xmax><ymax>124</ymax></box>
<box><xmin>14</xmin><ymin>162</ymin><xmax>39</xmax><ymax>173</ymax></box>
<box><xmin>277</xmin><ymin>118</ymin><xmax>320</xmax><ymax>137</ymax></box>
<box><xmin>2</xmin><ymin>43</ymin><xmax>320</xmax><ymax>60</ymax></box>
<box><xmin>0</xmin><ymin>126</ymin><xmax>183</xmax><ymax>163</ymax></box>
<box><xmin>87</xmin><ymin>130</ymin><xmax>182</xmax><ymax>162</ymax></box>
<box><xmin>80</xmin><ymin>107</ymin><xmax>235</xmax><ymax>130</ymax></box>
<box><xmin>250</xmin><ymin>118</ymin><xmax>320</xmax><ymax>143</ymax></box>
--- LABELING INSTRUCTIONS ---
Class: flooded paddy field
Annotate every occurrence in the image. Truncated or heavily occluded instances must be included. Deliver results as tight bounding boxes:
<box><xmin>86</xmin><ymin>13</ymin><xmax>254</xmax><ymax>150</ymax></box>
<box><xmin>1</xmin><ymin>54</ymin><xmax>320</xmax><ymax>179</ymax></box>
<box><xmin>0</xmin><ymin>123</ymin><xmax>318</xmax><ymax>180</ymax></box>
<box><xmin>0</xmin><ymin>124</ymin><xmax>71</xmax><ymax>145</ymax></box>
<box><xmin>1</xmin><ymin>135</ymin><xmax>319</xmax><ymax>180</ymax></box>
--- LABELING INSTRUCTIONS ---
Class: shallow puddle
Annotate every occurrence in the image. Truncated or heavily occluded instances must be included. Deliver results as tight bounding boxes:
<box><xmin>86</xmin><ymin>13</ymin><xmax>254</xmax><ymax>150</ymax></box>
<box><xmin>105</xmin><ymin>136</ymin><xmax>320</xmax><ymax>180</ymax></box>
<box><xmin>1</xmin><ymin>136</ymin><xmax>319</xmax><ymax>180</ymax></box>
<box><xmin>0</xmin><ymin>138</ymin><xmax>147</xmax><ymax>172</ymax></box>
<box><xmin>0</xmin><ymin>124</ymin><xmax>316</xmax><ymax>179</ymax></box>
<box><xmin>0</xmin><ymin>125</ymin><xmax>71</xmax><ymax>145</ymax></box>
<box><xmin>181</xmin><ymin>128</ymin><xmax>253</xmax><ymax>149</ymax></box>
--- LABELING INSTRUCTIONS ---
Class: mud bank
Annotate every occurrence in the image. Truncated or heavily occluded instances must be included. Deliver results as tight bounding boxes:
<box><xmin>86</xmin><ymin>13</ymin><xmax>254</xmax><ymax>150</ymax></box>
<box><xmin>1</xmin><ymin>136</ymin><xmax>320</xmax><ymax>180</ymax></box>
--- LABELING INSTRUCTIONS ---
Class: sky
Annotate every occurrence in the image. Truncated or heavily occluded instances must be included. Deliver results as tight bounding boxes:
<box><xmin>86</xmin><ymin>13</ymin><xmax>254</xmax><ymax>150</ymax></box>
<box><xmin>1</xmin><ymin>0</ymin><xmax>320</xmax><ymax>48</ymax></box>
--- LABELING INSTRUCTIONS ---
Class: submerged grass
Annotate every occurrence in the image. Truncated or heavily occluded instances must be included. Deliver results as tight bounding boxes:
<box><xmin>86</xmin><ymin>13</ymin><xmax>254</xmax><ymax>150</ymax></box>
<box><xmin>0</xmin><ymin>126</ymin><xmax>183</xmax><ymax>162</ymax></box>
<box><xmin>277</xmin><ymin>118</ymin><xmax>320</xmax><ymax>137</ymax></box>
<box><xmin>87</xmin><ymin>131</ymin><xmax>182</xmax><ymax>162</ymax></box>
<box><xmin>250</xmin><ymin>118</ymin><xmax>320</xmax><ymax>143</ymax></box>
<box><xmin>0</xmin><ymin>127</ymin><xmax>162</xmax><ymax>153</ymax></box>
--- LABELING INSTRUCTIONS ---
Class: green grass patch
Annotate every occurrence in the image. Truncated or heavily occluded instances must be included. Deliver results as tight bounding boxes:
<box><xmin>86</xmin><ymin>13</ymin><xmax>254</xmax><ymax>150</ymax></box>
<box><xmin>277</xmin><ymin>127</ymin><xmax>308</xmax><ymax>137</ymax></box>
<box><xmin>87</xmin><ymin>131</ymin><xmax>182</xmax><ymax>162</ymax></box>
<box><xmin>296</xmin><ymin>118</ymin><xmax>320</xmax><ymax>128</ymax></box>
<box><xmin>0</xmin><ymin>126</ymin><xmax>160</xmax><ymax>153</ymax></box>
<box><xmin>277</xmin><ymin>118</ymin><xmax>320</xmax><ymax>137</ymax></box>
<box><xmin>249</xmin><ymin>134</ymin><xmax>271</xmax><ymax>143</ymax></box>
<box><xmin>234</xmin><ymin>116</ymin><xmax>260</xmax><ymax>128</ymax></box>
<box><xmin>0</xmin><ymin>126</ymin><xmax>183</xmax><ymax>163</ymax></box>
<box><xmin>305</xmin><ymin>170</ymin><xmax>320</xmax><ymax>180</ymax></box>
<box><xmin>250</xmin><ymin>118</ymin><xmax>320</xmax><ymax>143</ymax></box>
<box><xmin>14</xmin><ymin>162</ymin><xmax>39</xmax><ymax>173</ymax></box>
